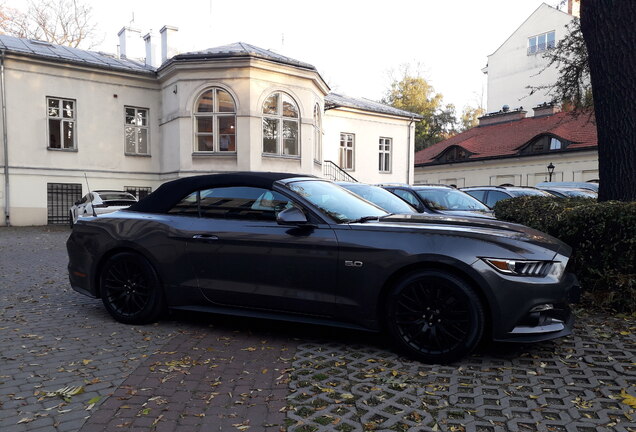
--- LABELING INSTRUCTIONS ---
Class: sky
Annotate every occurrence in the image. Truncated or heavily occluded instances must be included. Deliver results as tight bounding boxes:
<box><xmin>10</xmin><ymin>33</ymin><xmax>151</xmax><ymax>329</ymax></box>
<box><xmin>9</xmin><ymin>0</ymin><xmax>563</xmax><ymax>114</ymax></box>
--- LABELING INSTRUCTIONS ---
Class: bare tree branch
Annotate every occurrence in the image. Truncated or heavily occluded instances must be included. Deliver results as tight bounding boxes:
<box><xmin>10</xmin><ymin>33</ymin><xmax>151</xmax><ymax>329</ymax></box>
<box><xmin>0</xmin><ymin>0</ymin><xmax>98</xmax><ymax>48</ymax></box>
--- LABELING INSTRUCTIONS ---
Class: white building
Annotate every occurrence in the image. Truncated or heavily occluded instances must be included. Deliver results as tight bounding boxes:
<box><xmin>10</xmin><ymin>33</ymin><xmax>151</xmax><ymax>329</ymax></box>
<box><xmin>0</xmin><ymin>29</ymin><xmax>419</xmax><ymax>226</ymax></box>
<box><xmin>414</xmin><ymin>0</ymin><xmax>597</xmax><ymax>188</ymax></box>
<box><xmin>483</xmin><ymin>2</ymin><xmax>578</xmax><ymax>113</ymax></box>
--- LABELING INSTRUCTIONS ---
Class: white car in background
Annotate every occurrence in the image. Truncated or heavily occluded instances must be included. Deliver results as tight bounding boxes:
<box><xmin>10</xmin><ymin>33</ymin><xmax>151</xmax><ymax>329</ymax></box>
<box><xmin>69</xmin><ymin>190</ymin><xmax>138</xmax><ymax>227</ymax></box>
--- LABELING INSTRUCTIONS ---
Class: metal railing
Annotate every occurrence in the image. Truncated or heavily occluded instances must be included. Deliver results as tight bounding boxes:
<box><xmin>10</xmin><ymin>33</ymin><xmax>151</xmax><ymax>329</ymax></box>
<box><xmin>322</xmin><ymin>160</ymin><xmax>358</xmax><ymax>182</ymax></box>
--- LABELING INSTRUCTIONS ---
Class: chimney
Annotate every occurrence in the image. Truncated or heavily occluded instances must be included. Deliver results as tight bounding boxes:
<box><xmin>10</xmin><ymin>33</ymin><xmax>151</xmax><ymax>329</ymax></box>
<box><xmin>117</xmin><ymin>26</ymin><xmax>143</xmax><ymax>59</ymax></box>
<box><xmin>568</xmin><ymin>0</ymin><xmax>580</xmax><ymax>17</ymax></box>
<box><xmin>533</xmin><ymin>102</ymin><xmax>561</xmax><ymax>117</ymax></box>
<box><xmin>478</xmin><ymin>106</ymin><xmax>527</xmax><ymax>126</ymax></box>
<box><xmin>144</xmin><ymin>32</ymin><xmax>160</xmax><ymax>68</ymax></box>
<box><xmin>160</xmin><ymin>25</ymin><xmax>179</xmax><ymax>63</ymax></box>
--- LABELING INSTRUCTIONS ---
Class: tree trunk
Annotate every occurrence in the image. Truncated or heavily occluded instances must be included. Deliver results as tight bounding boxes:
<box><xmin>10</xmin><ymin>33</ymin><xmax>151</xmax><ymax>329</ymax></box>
<box><xmin>580</xmin><ymin>0</ymin><xmax>636</xmax><ymax>201</ymax></box>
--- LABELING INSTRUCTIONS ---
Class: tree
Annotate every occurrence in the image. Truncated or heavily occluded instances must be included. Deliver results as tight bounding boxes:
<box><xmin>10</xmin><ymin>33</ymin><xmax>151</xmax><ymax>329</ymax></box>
<box><xmin>0</xmin><ymin>0</ymin><xmax>98</xmax><ymax>48</ymax></box>
<box><xmin>531</xmin><ymin>18</ymin><xmax>593</xmax><ymax>110</ymax></box>
<box><xmin>459</xmin><ymin>105</ymin><xmax>485</xmax><ymax>132</ymax></box>
<box><xmin>580</xmin><ymin>0</ymin><xmax>636</xmax><ymax>201</ymax></box>
<box><xmin>382</xmin><ymin>68</ymin><xmax>457</xmax><ymax>151</ymax></box>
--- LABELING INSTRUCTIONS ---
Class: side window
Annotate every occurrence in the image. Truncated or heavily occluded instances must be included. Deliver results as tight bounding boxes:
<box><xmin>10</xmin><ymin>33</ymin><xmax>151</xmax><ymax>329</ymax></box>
<box><xmin>485</xmin><ymin>191</ymin><xmax>510</xmax><ymax>208</ymax></box>
<box><xmin>168</xmin><ymin>191</ymin><xmax>199</xmax><ymax>216</ymax></box>
<box><xmin>168</xmin><ymin>187</ymin><xmax>293</xmax><ymax>220</ymax></box>
<box><xmin>393</xmin><ymin>189</ymin><xmax>420</xmax><ymax>207</ymax></box>
<box><xmin>200</xmin><ymin>187</ymin><xmax>292</xmax><ymax>220</ymax></box>
<box><xmin>465</xmin><ymin>190</ymin><xmax>485</xmax><ymax>202</ymax></box>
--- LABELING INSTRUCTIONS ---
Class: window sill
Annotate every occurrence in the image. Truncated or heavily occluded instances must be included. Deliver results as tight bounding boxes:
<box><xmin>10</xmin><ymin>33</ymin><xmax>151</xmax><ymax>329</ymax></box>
<box><xmin>125</xmin><ymin>153</ymin><xmax>151</xmax><ymax>157</ymax></box>
<box><xmin>262</xmin><ymin>153</ymin><xmax>301</xmax><ymax>160</ymax></box>
<box><xmin>192</xmin><ymin>152</ymin><xmax>237</xmax><ymax>157</ymax></box>
<box><xmin>47</xmin><ymin>147</ymin><xmax>77</xmax><ymax>152</ymax></box>
<box><xmin>379</xmin><ymin>171</ymin><xmax>392</xmax><ymax>174</ymax></box>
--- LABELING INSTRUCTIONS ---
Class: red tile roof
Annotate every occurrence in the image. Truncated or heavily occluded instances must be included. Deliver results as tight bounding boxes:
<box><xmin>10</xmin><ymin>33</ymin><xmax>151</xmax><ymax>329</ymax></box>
<box><xmin>414</xmin><ymin>111</ymin><xmax>597</xmax><ymax>166</ymax></box>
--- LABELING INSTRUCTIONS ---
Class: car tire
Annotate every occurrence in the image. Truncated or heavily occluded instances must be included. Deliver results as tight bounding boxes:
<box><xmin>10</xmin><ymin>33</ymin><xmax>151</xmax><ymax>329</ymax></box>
<box><xmin>69</xmin><ymin>212</ymin><xmax>74</xmax><ymax>229</ymax></box>
<box><xmin>99</xmin><ymin>252</ymin><xmax>166</xmax><ymax>325</ymax></box>
<box><xmin>386</xmin><ymin>270</ymin><xmax>484</xmax><ymax>364</ymax></box>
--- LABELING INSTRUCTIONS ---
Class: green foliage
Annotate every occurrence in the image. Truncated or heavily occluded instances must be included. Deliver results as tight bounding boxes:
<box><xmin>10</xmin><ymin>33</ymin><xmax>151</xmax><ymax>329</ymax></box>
<box><xmin>382</xmin><ymin>68</ymin><xmax>457</xmax><ymax>151</ymax></box>
<box><xmin>494</xmin><ymin>196</ymin><xmax>636</xmax><ymax>312</ymax></box>
<box><xmin>460</xmin><ymin>105</ymin><xmax>486</xmax><ymax>132</ymax></box>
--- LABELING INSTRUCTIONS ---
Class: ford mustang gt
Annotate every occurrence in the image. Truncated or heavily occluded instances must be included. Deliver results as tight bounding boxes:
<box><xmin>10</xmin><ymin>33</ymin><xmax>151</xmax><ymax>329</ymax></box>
<box><xmin>67</xmin><ymin>172</ymin><xmax>580</xmax><ymax>363</ymax></box>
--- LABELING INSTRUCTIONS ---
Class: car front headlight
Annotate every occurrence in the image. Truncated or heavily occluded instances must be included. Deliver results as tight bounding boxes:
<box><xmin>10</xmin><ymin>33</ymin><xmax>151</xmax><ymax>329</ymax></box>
<box><xmin>482</xmin><ymin>257</ymin><xmax>567</xmax><ymax>279</ymax></box>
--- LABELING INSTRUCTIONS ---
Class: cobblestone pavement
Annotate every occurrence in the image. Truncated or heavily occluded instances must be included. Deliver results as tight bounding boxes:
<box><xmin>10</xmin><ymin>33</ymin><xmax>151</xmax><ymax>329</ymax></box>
<box><xmin>1</xmin><ymin>226</ymin><xmax>635</xmax><ymax>432</ymax></box>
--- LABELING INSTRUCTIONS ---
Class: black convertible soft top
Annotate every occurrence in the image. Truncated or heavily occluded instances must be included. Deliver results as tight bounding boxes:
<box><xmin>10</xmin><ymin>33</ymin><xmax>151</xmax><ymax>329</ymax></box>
<box><xmin>126</xmin><ymin>172</ymin><xmax>312</xmax><ymax>214</ymax></box>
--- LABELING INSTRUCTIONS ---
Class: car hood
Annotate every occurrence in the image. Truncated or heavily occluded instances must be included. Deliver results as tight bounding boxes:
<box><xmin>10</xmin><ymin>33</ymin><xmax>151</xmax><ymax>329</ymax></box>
<box><xmin>353</xmin><ymin>213</ymin><xmax>571</xmax><ymax>257</ymax></box>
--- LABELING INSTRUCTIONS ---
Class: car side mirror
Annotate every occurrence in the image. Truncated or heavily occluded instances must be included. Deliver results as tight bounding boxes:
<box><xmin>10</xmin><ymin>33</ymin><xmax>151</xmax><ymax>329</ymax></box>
<box><xmin>276</xmin><ymin>207</ymin><xmax>308</xmax><ymax>225</ymax></box>
<box><xmin>74</xmin><ymin>200</ymin><xmax>81</xmax><ymax>206</ymax></box>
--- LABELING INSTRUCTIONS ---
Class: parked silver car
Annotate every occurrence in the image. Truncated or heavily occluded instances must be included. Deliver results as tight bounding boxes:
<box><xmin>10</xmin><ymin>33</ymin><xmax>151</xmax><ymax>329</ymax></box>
<box><xmin>69</xmin><ymin>190</ymin><xmax>137</xmax><ymax>227</ymax></box>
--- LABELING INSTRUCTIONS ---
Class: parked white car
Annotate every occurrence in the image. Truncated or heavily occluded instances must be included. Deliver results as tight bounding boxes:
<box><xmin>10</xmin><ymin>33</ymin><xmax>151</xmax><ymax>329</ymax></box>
<box><xmin>69</xmin><ymin>190</ymin><xmax>137</xmax><ymax>227</ymax></box>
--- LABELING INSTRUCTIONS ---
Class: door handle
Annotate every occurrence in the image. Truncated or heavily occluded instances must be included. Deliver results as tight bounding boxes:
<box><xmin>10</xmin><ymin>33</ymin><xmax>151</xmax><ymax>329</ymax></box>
<box><xmin>192</xmin><ymin>234</ymin><xmax>219</xmax><ymax>241</ymax></box>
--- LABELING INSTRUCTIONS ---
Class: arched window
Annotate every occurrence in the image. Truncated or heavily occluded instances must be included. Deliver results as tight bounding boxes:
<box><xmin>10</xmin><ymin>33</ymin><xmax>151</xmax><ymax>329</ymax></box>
<box><xmin>194</xmin><ymin>88</ymin><xmax>236</xmax><ymax>153</ymax></box>
<box><xmin>262</xmin><ymin>92</ymin><xmax>299</xmax><ymax>156</ymax></box>
<box><xmin>313</xmin><ymin>104</ymin><xmax>322</xmax><ymax>163</ymax></box>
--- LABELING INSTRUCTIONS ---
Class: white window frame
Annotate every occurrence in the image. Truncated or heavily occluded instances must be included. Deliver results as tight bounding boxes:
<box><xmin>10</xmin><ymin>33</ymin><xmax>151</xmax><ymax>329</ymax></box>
<box><xmin>339</xmin><ymin>133</ymin><xmax>355</xmax><ymax>170</ymax></box>
<box><xmin>124</xmin><ymin>106</ymin><xmax>150</xmax><ymax>155</ymax></box>
<box><xmin>193</xmin><ymin>88</ymin><xmax>237</xmax><ymax>154</ymax></box>
<box><xmin>379</xmin><ymin>137</ymin><xmax>392</xmax><ymax>173</ymax></box>
<box><xmin>262</xmin><ymin>92</ymin><xmax>300</xmax><ymax>157</ymax></box>
<box><xmin>47</xmin><ymin>96</ymin><xmax>76</xmax><ymax>150</ymax></box>
<box><xmin>528</xmin><ymin>30</ymin><xmax>555</xmax><ymax>55</ymax></box>
<box><xmin>313</xmin><ymin>104</ymin><xmax>323</xmax><ymax>163</ymax></box>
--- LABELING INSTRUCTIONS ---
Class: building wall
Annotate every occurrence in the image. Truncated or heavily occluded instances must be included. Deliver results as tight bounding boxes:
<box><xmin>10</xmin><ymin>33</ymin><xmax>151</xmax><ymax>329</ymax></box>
<box><xmin>154</xmin><ymin>59</ymin><xmax>330</xmax><ymax>181</ymax></box>
<box><xmin>323</xmin><ymin>108</ymin><xmax>414</xmax><ymax>184</ymax></box>
<box><xmin>414</xmin><ymin>150</ymin><xmax>598</xmax><ymax>187</ymax></box>
<box><xmin>485</xmin><ymin>4</ymin><xmax>573</xmax><ymax>112</ymax></box>
<box><xmin>2</xmin><ymin>56</ymin><xmax>161</xmax><ymax>226</ymax></box>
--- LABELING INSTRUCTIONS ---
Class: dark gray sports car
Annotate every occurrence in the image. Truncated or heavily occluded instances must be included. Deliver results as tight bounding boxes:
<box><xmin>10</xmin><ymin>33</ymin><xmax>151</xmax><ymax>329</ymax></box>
<box><xmin>67</xmin><ymin>172</ymin><xmax>580</xmax><ymax>363</ymax></box>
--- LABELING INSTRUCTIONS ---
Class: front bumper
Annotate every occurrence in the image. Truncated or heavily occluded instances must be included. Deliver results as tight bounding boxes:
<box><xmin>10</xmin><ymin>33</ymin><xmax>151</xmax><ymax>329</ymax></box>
<box><xmin>478</xmin><ymin>265</ymin><xmax>581</xmax><ymax>343</ymax></box>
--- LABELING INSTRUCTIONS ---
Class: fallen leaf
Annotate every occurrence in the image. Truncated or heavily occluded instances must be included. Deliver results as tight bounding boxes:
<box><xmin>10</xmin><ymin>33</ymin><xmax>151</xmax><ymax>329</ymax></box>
<box><xmin>620</xmin><ymin>389</ymin><xmax>636</xmax><ymax>409</ymax></box>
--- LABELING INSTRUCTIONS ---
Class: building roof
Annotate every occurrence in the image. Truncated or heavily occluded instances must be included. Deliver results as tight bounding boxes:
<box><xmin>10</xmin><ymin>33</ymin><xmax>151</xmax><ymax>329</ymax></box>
<box><xmin>414</xmin><ymin>111</ymin><xmax>597</xmax><ymax>166</ymax></box>
<box><xmin>325</xmin><ymin>93</ymin><xmax>422</xmax><ymax>119</ymax></box>
<box><xmin>167</xmin><ymin>42</ymin><xmax>316</xmax><ymax>71</ymax></box>
<box><xmin>0</xmin><ymin>35</ymin><xmax>154</xmax><ymax>74</ymax></box>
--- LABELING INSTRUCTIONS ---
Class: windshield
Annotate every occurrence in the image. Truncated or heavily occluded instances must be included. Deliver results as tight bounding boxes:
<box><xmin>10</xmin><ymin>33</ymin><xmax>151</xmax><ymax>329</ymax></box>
<box><xmin>340</xmin><ymin>184</ymin><xmax>417</xmax><ymax>214</ymax></box>
<box><xmin>288</xmin><ymin>180</ymin><xmax>388</xmax><ymax>223</ymax></box>
<box><xmin>556</xmin><ymin>188</ymin><xmax>597</xmax><ymax>198</ymax></box>
<box><xmin>508</xmin><ymin>189</ymin><xmax>551</xmax><ymax>197</ymax></box>
<box><xmin>415</xmin><ymin>188</ymin><xmax>489</xmax><ymax>211</ymax></box>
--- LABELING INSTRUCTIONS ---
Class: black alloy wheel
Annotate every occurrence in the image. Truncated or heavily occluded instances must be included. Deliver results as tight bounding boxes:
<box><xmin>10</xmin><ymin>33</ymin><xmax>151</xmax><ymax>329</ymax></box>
<box><xmin>386</xmin><ymin>270</ymin><xmax>484</xmax><ymax>364</ymax></box>
<box><xmin>99</xmin><ymin>252</ymin><xmax>165</xmax><ymax>324</ymax></box>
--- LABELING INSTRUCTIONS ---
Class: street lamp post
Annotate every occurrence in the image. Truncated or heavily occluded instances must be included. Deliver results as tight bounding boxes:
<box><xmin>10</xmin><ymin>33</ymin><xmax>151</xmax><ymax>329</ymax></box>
<box><xmin>547</xmin><ymin>163</ymin><xmax>555</xmax><ymax>182</ymax></box>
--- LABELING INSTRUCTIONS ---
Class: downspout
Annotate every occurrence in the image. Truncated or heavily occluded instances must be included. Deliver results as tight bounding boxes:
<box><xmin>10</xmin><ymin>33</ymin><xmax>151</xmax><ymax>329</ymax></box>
<box><xmin>1</xmin><ymin>50</ymin><xmax>9</xmax><ymax>226</ymax></box>
<box><xmin>406</xmin><ymin>116</ymin><xmax>415</xmax><ymax>185</ymax></box>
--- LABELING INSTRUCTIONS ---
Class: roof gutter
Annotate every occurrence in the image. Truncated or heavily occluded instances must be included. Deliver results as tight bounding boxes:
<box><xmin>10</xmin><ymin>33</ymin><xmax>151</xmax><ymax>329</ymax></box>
<box><xmin>1</xmin><ymin>50</ymin><xmax>9</xmax><ymax>226</ymax></box>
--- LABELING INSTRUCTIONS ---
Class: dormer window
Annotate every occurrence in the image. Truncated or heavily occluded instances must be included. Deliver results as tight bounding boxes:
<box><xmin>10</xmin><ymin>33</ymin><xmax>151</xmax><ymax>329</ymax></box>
<box><xmin>435</xmin><ymin>145</ymin><xmax>472</xmax><ymax>163</ymax></box>
<box><xmin>519</xmin><ymin>135</ymin><xmax>568</xmax><ymax>154</ymax></box>
<box><xmin>528</xmin><ymin>31</ymin><xmax>555</xmax><ymax>55</ymax></box>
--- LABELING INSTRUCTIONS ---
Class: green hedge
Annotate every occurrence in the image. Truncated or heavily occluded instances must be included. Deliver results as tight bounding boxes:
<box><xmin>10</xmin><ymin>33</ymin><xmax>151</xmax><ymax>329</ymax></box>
<box><xmin>493</xmin><ymin>196</ymin><xmax>636</xmax><ymax>312</ymax></box>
